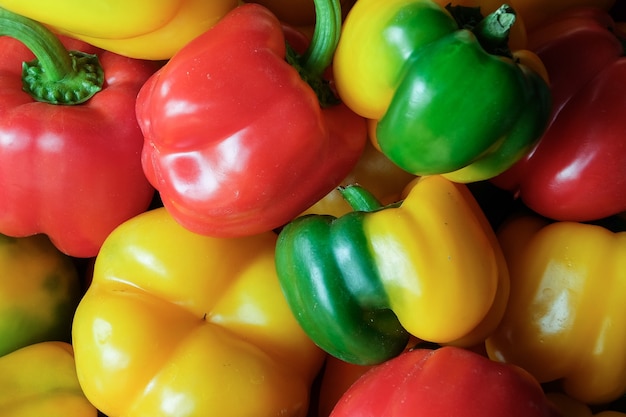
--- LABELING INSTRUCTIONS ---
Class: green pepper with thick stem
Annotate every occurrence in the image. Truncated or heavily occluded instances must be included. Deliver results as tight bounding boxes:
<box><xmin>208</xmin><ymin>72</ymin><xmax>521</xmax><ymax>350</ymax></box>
<box><xmin>333</xmin><ymin>0</ymin><xmax>552</xmax><ymax>182</ymax></box>
<box><xmin>275</xmin><ymin>175</ymin><xmax>510</xmax><ymax>365</ymax></box>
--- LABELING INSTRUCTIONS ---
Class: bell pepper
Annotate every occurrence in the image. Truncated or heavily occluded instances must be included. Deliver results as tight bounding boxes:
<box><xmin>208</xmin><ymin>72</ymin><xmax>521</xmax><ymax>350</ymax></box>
<box><xmin>0</xmin><ymin>8</ymin><xmax>157</xmax><ymax>257</ymax></box>
<box><xmin>0</xmin><ymin>232</ymin><xmax>81</xmax><ymax>357</ymax></box>
<box><xmin>275</xmin><ymin>175</ymin><xmax>510</xmax><ymax>365</ymax></box>
<box><xmin>330</xmin><ymin>346</ymin><xmax>561</xmax><ymax>417</ymax></box>
<box><xmin>316</xmin><ymin>337</ymin><xmax>425</xmax><ymax>416</ymax></box>
<box><xmin>0</xmin><ymin>341</ymin><xmax>97</xmax><ymax>417</ymax></box>
<box><xmin>485</xmin><ymin>213</ymin><xmax>626</xmax><ymax>404</ymax></box>
<box><xmin>301</xmin><ymin>140</ymin><xmax>416</xmax><ymax>217</ymax></box>
<box><xmin>333</xmin><ymin>0</ymin><xmax>551</xmax><ymax>182</ymax></box>
<box><xmin>137</xmin><ymin>1</ymin><xmax>366</xmax><ymax>238</ymax></box>
<box><xmin>71</xmin><ymin>207</ymin><xmax>325</xmax><ymax>417</ymax></box>
<box><xmin>491</xmin><ymin>7</ymin><xmax>626</xmax><ymax>222</ymax></box>
<box><xmin>317</xmin><ymin>355</ymin><xmax>375</xmax><ymax>417</ymax></box>
<box><xmin>0</xmin><ymin>0</ymin><xmax>238</xmax><ymax>60</ymax></box>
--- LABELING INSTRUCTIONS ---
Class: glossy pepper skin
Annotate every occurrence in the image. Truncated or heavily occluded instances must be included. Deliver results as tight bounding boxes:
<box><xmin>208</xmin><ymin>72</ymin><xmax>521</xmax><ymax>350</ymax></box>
<box><xmin>72</xmin><ymin>207</ymin><xmax>325</xmax><ymax>417</ymax></box>
<box><xmin>333</xmin><ymin>0</ymin><xmax>551</xmax><ymax>182</ymax></box>
<box><xmin>0</xmin><ymin>341</ymin><xmax>97</xmax><ymax>417</ymax></box>
<box><xmin>330</xmin><ymin>346</ymin><xmax>561</xmax><ymax>417</ymax></box>
<box><xmin>0</xmin><ymin>0</ymin><xmax>238</xmax><ymax>60</ymax></box>
<box><xmin>486</xmin><ymin>213</ymin><xmax>626</xmax><ymax>404</ymax></box>
<box><xmin>0</xmin><ymin>11</ymin><xmax>157</xmax><ymax>257</ymax></box>
<box><xmin>491</xmin><ymin>7</ymin><xmax>626</xmax><ymax>222</ymax></box>
<box><xmin>275</xmin><ymin>175</ymin><xmax>510</xmax><ymax>365</ymax></box>
<box><xmin>0</xmin><ymin>233</ymin><xmax>81</xmax><ymax>357</ymax></box>
<box><xmin>137</xmin><ymin>3</ymin><xmax>366</xmax><ymax>238</ymax></box>
<box><xmin>317</xmin><ymin>356</ymin><xmax>375</xmax><ymax>417</ymax></box>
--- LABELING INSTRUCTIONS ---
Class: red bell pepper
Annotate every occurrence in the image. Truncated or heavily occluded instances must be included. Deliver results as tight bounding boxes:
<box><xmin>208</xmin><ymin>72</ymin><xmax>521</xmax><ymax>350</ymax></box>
<box><xmin>491</xmin><ymin>7</ymin><xmax>626</xmax><ymax>222</ymax></box>
<box><xmin>330</xmin><ymin>346</ymin><xmax>562</xmax><ymax>417</ymax></box>
<box><xmin>0</xmin><ymin>8</ymin><xmax>157</xmax><ymax>257</ymax></box>
<box><xmin>136</xmin><ymin>1</ymin><xmax>367</xmax><ymax>237</ymax></box>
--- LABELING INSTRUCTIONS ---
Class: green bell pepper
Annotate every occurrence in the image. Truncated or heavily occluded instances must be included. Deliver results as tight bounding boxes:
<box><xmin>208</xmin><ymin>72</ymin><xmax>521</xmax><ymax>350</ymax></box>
<box><xmin>275</xmin><ymin>176</ymin><xmax>510</xmax><ymax>365</ymax></box>
<box><xmin>333</xmin><ymin>0</ymin><xmax>552</xmax><ymax>182</ymax></box>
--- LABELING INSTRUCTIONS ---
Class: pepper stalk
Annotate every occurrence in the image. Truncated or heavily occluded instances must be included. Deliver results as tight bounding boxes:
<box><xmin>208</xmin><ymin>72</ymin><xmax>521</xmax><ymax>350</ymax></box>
<box><xmin>286</xmin><ymin>0</ymin><xmax>341</xmax><ymax>107</ymax></box>
<box><xmin>0</xmin><ymin>6</ymin><xmax>103</xmax><ymax>105</ymax></box>
<box><xmin>445</xmin><ymin>3</ymin><xmax>517</xmax><ymax>58</ymax></box>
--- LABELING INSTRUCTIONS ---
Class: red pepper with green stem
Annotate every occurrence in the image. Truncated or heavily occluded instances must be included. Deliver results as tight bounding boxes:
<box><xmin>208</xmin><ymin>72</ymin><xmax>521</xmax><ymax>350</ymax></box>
<box><xmin>0</xmin><ymin>7</ymin><xmax>157</xmax><ymax>257</ymax></box>
<box><xmin>136</xmin><ymin>0</ymin><xmax>367</xmax><ymax>237</ymax></box>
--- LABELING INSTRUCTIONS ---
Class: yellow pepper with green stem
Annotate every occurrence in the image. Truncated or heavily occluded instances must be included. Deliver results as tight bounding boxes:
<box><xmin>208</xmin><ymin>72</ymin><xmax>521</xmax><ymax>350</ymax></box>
<box><xmin>276</xmin><ymin>175</ymin><xmax>511</xmax><ymax>365</ymax></box>
<box><xmin>71</xmin><ymin>207</ymin><xmax>325</xmax><ymax>417</ymax></box>
<box><xmin>0</xmin><ymin>0</ymin><xmax>238</xmax><ymax>59</ymax></box>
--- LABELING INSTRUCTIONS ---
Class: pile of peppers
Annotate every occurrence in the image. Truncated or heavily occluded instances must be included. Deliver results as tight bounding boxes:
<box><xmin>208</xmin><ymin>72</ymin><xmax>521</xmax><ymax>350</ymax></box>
<box><xmin>0</xmin><ymin>0</ymin><xmax>625</xmax><ymax>416</ymax></box>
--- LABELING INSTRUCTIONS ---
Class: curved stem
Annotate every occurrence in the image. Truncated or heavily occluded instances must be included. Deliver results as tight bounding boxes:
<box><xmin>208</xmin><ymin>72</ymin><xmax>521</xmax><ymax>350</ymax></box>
<box><xmin>285</xmin><ymin>0</ymin><xmax>341</xmax><ymax>107</ymax></box>
<box><xmin>338</xmin><ymin>185</ymin><xmax>384</xmax><ymax>213</ymax></box>
<box><xmin>301</xmin><ymin>0</ymin><xmax>341</xmax><ymax>78</ymax></box>
<box><xmin>0</xmin><ymin>6</ymin><xmax>103</xmax><ymax>105</ymax></box>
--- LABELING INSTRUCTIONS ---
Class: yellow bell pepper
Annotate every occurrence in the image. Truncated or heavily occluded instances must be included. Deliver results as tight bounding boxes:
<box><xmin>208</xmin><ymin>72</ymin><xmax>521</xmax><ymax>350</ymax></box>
<box><xmin>0</xmin><ymin>0</ymin><xmax>238</xmax><ymax>59</ymax></box>
<box><xmin>275</xmin><ymin>175</ymin><xmax>511</xmax><ymax>365</ymax></box>
<box><xmin>486</xmin><ymin>213</ymin><xmax>626</xmax><ymax>404</ymax></box>
<box><xmin>72</xmin><ymin>207</ymin><xmax>325</xmax><ymax>417</ymax></box>
<box><xmin>0</xmin><ymin>341</ymin><xmax>97</xmax><ymax>417</ymax></box>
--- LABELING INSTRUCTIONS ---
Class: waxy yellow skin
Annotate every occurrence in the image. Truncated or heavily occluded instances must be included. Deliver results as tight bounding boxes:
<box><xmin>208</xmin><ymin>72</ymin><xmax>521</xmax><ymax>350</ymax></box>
<box><xmin>72</xmin><ymin>207</ymin><xmax>324</xmax><ymax>417</ymax></box>
<box><xmin>0</xmin><ymin>341</ymin><xmax>97</xmax><ymax>417</ymax></box>
<box><xmin>0</xmin><ymin>0</ymin><xmax>238</xmax><ymax>59</ymax></box>
<box><xmin>365</xmin><ymin>175</ymin><xmax>511</xmax><ymax>346</ymax></box>
<box><xmin>487</xmin><ymin>214</ymin><xmax>626</xmax><ymax>404</ymax></box>
<box><xmin>334</xmin><ymin>0</ymin><xmax>458</xmax><ymax>120</ymax></box>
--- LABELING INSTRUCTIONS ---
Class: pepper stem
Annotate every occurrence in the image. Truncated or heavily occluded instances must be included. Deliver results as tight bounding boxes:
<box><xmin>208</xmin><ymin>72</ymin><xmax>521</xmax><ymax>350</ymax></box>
<box><xmin>445</xmin><ymin>3</ymin><xmax>516</xmax><ymax>58</ymax></box>
<box><xmin>0</xmin><ymin>7</ymin><xmax>103</xmax><ymax>105</ymax></box>
<box><xmin>302</xmin><ymin>0</ymin><xmax>341</xmax><ymax>77</ymax></box>
<box><xmin>285</xmin><ymin>0</ymin><xmax>341</xmax><ymax>107</ymax></box>
<box><xmin>338</xmin><ymin>185</ymin><xmax>384</xmax><ymax>212</ymax></box>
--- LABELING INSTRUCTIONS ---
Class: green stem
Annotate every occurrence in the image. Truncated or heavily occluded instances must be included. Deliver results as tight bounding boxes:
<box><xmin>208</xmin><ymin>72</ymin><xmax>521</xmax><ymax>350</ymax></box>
<box><xmin>0</xmin><ymin>7</ymin><xmax>103</xmax><ymax>105</ymax></box>
<box><xmin>473</xmin><ymin>4</ymin><xmax>516</xmax><ymax>57</ymax></box>
<box><xmin>338</xmin><ymin>185</ymin><xmax>384</xmax><ymax>213</ymax></box>
<box><xmin>285</xmin><ymin>0</ymin><xmax>341</xmax><ymax>107</ymax></box>
<box><xmin>301</xmin><ymin>0</ymin><xmax>341</xmax><ymax>77</ymax></box>
<box><xmin>445</xmin><ymin>3</ymin><xmax>515</xmax><ymax>58</ymax></box>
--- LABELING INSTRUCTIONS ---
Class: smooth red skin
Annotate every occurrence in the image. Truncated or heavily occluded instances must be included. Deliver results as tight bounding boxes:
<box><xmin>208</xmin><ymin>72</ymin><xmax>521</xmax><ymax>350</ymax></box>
<box><xmin>0</xmin><ymin>36</ymin><xmax>157</xmax><ymax>257</ymax></box>
<box><xmin>491</xmin><ymin>8</ymin><xmax>626</xmax><ymax>221</ymax></box>
<box><xmin>330</xmin><ymin>347</ymin><xmax>562</xmax><ymax>417</ymax></box>
<box><xmin>137</xmin><ymin>3</ymin><xmax>367</xmax><ymax>237</ymax></box>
